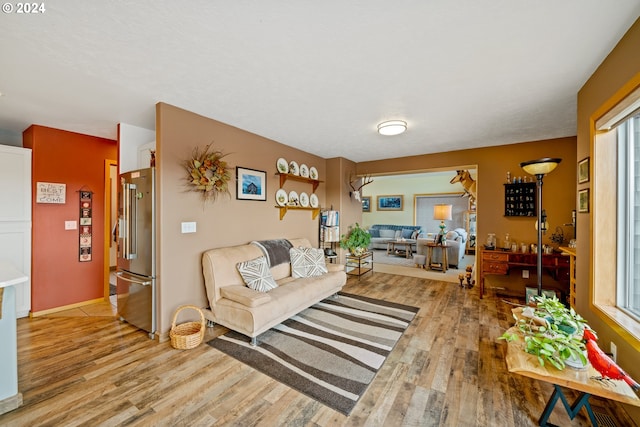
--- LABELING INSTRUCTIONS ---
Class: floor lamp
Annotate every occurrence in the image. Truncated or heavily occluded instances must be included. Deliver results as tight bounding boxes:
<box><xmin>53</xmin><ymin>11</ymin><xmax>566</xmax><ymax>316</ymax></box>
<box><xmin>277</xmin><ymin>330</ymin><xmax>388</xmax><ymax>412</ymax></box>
<box><xmin>520</xmin><ymin>158</ymin><xmax>562</xmax><ymax>296</ymax></box>
<box><xmin>433</xmin><ymin>204</ymin><xmax>452</xmax><ymax>245</ymax></box>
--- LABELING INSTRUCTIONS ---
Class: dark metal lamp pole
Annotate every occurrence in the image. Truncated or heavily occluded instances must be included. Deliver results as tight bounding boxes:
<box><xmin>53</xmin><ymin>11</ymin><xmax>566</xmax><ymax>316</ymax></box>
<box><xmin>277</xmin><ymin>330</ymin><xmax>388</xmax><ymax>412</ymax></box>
<box><xmin>520</xmin><ymin>158</ymin><xmax>562</xmax><ymax>297</ymax></box>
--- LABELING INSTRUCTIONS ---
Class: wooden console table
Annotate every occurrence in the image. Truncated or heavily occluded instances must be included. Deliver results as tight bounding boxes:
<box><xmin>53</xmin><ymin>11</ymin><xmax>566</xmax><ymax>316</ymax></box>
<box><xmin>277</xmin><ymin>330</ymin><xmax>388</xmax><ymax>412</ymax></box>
<box><xmin>478</xmin><ymin>247</ymin><xmax>570</xmax><ymax>299</ymax></box>
<box><xmin>505</xmin><ymin>325</ymin><xmax>639</xmax><ymax>426</ymax></box>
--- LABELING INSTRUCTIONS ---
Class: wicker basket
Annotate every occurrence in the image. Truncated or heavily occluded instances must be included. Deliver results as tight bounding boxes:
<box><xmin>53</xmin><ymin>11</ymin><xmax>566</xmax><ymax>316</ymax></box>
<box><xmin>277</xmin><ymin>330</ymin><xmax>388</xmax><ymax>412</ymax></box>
<box><xmin>169</xmin><ymin>305</ymin><xmax>205</xmax><ymax>350</ymax></box>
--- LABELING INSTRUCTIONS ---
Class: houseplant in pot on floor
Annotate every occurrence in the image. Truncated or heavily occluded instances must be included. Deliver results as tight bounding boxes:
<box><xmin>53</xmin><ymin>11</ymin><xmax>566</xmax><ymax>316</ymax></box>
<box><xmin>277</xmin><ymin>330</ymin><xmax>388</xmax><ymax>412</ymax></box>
<box><xmin>340</xmin><ymin>223</ymin><xmax>371</xmax><ymax>256</ymax></box>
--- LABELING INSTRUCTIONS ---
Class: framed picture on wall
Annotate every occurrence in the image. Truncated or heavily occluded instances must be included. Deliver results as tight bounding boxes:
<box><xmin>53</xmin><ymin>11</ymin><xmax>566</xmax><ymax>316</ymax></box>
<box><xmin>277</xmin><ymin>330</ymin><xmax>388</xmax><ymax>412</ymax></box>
<box><xmin>578</xmin><ymin>188</ymin><xmax>589</xmax><ymax>213</ymax></box>
<box><xmin>578</xmin><ymin>157</ymin><xmax>590</xmax><ymax>184</ymax></box>
<box><xmin>236</xmin><ymin>167</ymin><xmax>267</xmax><ymax>201</ymax></box>
<box><xmin>377</xmin><ymin>195</ymin><xmax>403</xmax><ymax>211</ymax></box>
<box><xmin>362</xmin><ymin>196</ymin><xmax>371</xmax><ymax>212</ymax></box>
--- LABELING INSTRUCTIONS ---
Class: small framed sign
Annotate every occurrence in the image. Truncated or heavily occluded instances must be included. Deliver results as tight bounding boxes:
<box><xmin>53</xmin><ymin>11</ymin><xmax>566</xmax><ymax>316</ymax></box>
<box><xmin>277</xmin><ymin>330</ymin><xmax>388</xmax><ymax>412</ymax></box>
<box><xmin>36</xmin><ymin>182</ymin><xmax>66</xmax><ymax>204</ymax></box>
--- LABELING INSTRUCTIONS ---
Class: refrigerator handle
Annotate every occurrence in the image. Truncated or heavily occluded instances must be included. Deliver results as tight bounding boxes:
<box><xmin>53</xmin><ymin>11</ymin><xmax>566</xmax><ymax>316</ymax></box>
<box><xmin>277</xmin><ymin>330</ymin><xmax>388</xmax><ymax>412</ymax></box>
<box><xmin>121</xmin><ymin>182</ymin><xmax>138</xmax><ymax>260</ymax></box>
<box><xmin>130</xmin><ymin>184</ymin><xmax>137</xmax><ymax>259</ymax></box>
<box><xmin>116</xmin><ymin>271</ymin><xmax>152</xmax><ymax>286</ymax></box>
<box><xmin>121</xmin><ymin>181</ymin><xmax>130</xmax><ymax>259</ymax></box>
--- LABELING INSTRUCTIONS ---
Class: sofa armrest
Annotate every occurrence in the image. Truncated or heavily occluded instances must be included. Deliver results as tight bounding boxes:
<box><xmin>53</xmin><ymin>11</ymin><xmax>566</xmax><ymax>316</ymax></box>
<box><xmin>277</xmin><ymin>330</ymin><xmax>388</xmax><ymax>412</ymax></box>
<box><xmin>327</xmin><ymin>263</ymin><xmax>345</xmax><ymax>273</ymax></box>
<box><xmin>220</xmin><ymin>285</ymin><xmax>272</xmax><ymax>307</ymax></box>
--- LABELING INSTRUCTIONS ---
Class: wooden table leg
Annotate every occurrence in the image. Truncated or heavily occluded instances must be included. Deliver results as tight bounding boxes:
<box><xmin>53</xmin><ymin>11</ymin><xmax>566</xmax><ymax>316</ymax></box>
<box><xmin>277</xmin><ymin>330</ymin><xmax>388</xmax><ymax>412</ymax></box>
<box><xmin>442</xmin><ymin>246</ymin><xmax>448</xmax><ymax>273</ymax></box>
<box><xmin>538</xmin><ymin>384</ymin><xmax>597</xmax><ymax>427</ymax></box>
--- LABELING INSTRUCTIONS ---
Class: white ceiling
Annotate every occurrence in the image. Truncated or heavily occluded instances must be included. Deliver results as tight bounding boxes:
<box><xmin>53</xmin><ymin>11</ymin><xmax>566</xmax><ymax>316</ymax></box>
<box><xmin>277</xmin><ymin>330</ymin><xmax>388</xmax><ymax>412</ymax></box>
<box><xmin>1</xmin><ymin>1</ymin><xmax>638</xmax><ymax>162</ymax></box>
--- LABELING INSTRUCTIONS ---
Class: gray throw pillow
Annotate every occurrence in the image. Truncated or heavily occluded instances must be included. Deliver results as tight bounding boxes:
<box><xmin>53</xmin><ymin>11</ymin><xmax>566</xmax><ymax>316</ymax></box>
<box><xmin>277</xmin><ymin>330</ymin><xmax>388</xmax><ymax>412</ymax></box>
<box><xmin>236</xmin><ymin>256</ymin><xmax>278</xmax><ymax>292</ymax></box>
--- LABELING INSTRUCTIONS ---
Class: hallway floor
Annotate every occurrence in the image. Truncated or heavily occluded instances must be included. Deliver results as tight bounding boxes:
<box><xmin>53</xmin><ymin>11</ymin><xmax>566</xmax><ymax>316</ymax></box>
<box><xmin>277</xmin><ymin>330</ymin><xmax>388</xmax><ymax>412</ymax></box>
<box><xmin>43</xmin><ymin>295</ymin><xmax>117</xmax><ymax>318</ymax></box>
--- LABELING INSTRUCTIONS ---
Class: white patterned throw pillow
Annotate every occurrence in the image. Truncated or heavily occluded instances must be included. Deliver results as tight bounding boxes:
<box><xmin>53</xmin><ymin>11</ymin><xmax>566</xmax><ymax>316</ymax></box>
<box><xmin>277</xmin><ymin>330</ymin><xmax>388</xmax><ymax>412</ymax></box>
<box><xmin>236</xmin><ymin>256</ymin><xmax>278</xmax><ymax>292</ymax></box>
<box><xmin>290</xmin><ymin>247</ymin><xmax>328</xmax><ymax>278</ymax></box>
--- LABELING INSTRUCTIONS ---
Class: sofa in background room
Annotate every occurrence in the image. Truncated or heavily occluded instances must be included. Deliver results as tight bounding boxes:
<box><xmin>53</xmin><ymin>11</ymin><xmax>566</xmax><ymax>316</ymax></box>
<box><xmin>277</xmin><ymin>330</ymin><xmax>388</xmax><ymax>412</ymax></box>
<box><xmin>367</xmin><ymin>224</ymin><xmax>423</xmax><ymax>250</ymax></box>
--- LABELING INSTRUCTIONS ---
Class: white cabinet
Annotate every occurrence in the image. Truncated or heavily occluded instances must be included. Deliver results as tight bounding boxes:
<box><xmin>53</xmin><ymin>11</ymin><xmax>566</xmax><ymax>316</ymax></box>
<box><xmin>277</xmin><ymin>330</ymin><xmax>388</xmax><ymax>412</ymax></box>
<box><xmin>0</xmin><ymin>145</ymin><xmax>32</xmax><ymax>317</ymax></box>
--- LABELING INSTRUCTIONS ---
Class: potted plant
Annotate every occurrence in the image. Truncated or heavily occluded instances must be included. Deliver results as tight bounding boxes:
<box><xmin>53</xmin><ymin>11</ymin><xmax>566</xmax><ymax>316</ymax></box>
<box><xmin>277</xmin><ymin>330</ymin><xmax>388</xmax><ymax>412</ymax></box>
<box><xmin>340</xmin><ymin>223</ymin><xmax>371</xmax><ymax>256</ymax></box>
<box><xmin>500</xmin><ymin>295</ymin><xmax>588</xmax><ymax>370</ymax></box>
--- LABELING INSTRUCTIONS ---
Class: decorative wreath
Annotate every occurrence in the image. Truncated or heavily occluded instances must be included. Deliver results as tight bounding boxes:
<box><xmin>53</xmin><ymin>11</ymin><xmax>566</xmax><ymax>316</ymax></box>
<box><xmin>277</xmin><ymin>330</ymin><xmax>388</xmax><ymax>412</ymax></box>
<box><xmin>184</xmin><ymin>143</ymin><xmax>231</xmax><ymax>201</ymax></box>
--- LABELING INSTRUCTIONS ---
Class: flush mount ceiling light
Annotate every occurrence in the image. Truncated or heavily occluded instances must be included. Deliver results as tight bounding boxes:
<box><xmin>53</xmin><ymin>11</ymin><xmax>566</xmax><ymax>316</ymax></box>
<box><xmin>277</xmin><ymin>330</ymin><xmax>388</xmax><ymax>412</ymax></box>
<box><xmin>377</xmin><ymin>120</ymin><xmax>407</xmax><ymax>136</ymax></box>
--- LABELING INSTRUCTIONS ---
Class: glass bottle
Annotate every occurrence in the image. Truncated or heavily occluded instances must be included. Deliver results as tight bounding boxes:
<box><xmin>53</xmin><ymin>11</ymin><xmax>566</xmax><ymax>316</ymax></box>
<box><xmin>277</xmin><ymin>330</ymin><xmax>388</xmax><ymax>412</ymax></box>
<box><xmin>486</xmin><ymin>233</ymin><xmax>496</xmax><ymax>249</ymax></box>
<box><xmin>504</xmin><ymin>233</ymin><xmax>511</xmax><ymax>250</ymax></box>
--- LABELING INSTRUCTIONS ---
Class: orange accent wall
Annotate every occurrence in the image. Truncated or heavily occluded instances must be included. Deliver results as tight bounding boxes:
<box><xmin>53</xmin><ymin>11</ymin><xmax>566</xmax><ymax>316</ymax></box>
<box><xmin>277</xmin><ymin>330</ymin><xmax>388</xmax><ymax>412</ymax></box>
<box><xmin>23</xmin><ymin>125</ymin><xmax>117</xmax><ymax>313</ymax></box>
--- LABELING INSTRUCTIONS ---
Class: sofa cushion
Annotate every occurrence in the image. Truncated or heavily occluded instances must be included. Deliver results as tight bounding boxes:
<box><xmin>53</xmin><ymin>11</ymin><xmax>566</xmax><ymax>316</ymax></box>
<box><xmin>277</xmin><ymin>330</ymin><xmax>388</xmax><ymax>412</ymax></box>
<box><xmin>401</xmin><ymin>228</ymin><xmax>414</xmax><ymax>239</ymax></box>
<box><xmin>236</xmin><ymin>256</ymin><xmax>278</xmax><ymax>292</ymax></box>
<box><xmin>290</xmin><ymin>247</ymin><xmax>328</xmax><ymax>278</ymax></box>
<box><xmin>379</xmin><ymin>229</ymin><xmax>395</xmax><ymax>238</ymax></box>
<box><xmin>368</xmin><ymin>228</ymin><xmax>380</xmax><ymax>238</ymax></box>
<box><xmin>221</xmin><ymin>285</ymin><xmax>272</xmax><ymax>307</ymax></box>
<box><xmin>446</xmin><ymin>230</ymin><xmax>461</xmax><ymax>241</ymax></box>
<box><xmin>411</xmin><ymin>229</ymin><xmax>420</xmax><ymax>239</ymax></box>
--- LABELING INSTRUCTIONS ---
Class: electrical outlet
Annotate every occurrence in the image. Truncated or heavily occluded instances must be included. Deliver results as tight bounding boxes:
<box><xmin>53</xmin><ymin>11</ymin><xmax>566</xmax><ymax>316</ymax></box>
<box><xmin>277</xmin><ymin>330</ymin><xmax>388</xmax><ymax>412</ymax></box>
<box><xmin>522</xmin><ymin>270</ymin><xmax>529</xmax><ymax>279</ymax></box>
<box><xmin>610</xmin><ymin>341</ymin><xmax>617</xmax><ymax>363</ymax></box>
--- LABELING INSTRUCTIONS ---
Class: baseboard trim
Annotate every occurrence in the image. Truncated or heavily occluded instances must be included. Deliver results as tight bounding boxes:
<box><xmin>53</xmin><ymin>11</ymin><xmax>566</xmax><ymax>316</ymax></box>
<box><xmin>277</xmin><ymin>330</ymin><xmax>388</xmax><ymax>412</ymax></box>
<box><xmin>30</xmin><ymin>297</ymin><xmax>106</xmax><ymax>317</ymax></box>
<box><xmin>0</xmin><ymin>392</ymin><xmax>23</xmax><ymax>415</ymax></box>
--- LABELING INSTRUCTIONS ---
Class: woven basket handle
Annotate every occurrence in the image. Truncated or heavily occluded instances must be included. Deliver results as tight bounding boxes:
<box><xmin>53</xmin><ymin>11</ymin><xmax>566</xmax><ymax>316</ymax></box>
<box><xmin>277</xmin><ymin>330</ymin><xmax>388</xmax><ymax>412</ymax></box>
<box><xmin>171</xmin><ymin>305</ymin><xmax>205</xmax><ymax>329</ymax></box>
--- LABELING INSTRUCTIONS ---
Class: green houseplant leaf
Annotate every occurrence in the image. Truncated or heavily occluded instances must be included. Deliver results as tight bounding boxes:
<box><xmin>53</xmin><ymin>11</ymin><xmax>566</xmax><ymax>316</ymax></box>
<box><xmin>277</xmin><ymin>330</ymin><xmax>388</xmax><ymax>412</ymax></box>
<box><xmin>340</xmin><ymin>223</ymin><xmax>371</xmax><ymax>254</ymax></box>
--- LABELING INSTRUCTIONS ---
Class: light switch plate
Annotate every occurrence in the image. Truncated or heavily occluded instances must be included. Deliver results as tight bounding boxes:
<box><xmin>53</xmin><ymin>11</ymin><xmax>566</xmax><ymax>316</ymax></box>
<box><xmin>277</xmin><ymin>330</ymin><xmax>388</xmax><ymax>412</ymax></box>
<box><xmin>522</xmin><ymin>270</ymin><xmax>529</xmax><ymax>279</ymax></box>
<box><xmin>65</xmin><ymin>220</ymin><xmax>77</xmax><ymax>230</ymax></box>
<box><xmin>181</xmin><ymin>222</ymin><xmax>196</xmax><ymax>233</ymax></box>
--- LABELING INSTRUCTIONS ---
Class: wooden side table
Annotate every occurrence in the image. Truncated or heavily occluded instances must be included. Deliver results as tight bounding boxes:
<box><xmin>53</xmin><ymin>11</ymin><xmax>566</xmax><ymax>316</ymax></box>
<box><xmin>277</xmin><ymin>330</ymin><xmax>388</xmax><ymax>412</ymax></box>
<box><xmin>426</xmin><ymin>243</ymin><xmax>449</xmax><ymax>273</ymax></box>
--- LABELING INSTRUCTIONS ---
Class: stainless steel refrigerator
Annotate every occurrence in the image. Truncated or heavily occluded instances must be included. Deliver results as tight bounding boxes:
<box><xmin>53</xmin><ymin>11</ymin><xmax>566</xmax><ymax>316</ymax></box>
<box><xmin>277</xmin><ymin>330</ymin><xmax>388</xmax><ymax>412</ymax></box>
<box><xmin>116</xmin><ymin>167</ymin><xmax>156</xmax><ymax>339</ymax></box>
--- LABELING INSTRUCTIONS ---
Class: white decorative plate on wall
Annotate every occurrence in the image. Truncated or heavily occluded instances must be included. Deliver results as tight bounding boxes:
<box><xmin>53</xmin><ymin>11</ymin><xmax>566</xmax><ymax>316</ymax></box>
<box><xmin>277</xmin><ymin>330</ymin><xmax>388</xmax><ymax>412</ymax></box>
<box><xmin>276</xmin><ymin>158</ymin><xmax>289</xmax><ymax>174</ymax></box>
<box><xmin>299</xmin><ymin>192</ymin><xmax>309</xmax><ymax>207</ymax></box>
<box><xmin>309</xmin><ymin>193</ymin><xmax>319</xmax><ymax>208</ymax></box>
<box><xmin>299</xmin><ymin>164</ymin><xmax>309</xmax><ymax>178</ymax></box>
<box><xmin>288</xmin><ymin>161</ymin><xmax>299</xmax><ymax>175</ymax></box>
<box><xmin>309</xmin><ymin>166</ymin><xmax>318</xmax><ymax>180</ymax></box>
<box><xmin>275</xmin><ymin>189</ymin><xmax>288</xmax><ymax>206</ymax></box>
<box><xmin>288</xmin><ymin>191</ymin><xmax>299</xmax><ymax>205</ymax></box>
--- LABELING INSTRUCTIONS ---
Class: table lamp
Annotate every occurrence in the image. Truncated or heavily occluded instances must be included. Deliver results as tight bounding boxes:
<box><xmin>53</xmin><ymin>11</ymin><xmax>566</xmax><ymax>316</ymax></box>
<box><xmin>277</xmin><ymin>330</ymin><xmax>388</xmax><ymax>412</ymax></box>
<box><xmin>433</xmin><ymin>204</ymin><xmax>452</xmax><ymax>245</ymax></box>
<box><xmin>520</xmin><ymin>157</ymin><xmax>561</xmax><ymax>296</ymax></box>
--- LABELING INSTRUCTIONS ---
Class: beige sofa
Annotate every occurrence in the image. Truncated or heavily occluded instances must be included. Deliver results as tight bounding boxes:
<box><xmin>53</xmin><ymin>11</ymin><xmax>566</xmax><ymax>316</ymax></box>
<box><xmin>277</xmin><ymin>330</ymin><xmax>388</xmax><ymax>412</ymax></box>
<box><xmin>201</xmin><ymin>238</ymin><xmax>346</xmax><ymax>345</ymax></box>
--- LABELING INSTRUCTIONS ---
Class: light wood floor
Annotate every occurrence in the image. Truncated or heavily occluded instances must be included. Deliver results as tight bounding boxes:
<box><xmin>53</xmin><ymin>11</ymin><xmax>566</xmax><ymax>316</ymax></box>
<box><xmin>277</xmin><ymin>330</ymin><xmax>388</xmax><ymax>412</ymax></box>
<box><xmin>1</xmin><ymin>273</ymin><xmax>637</xmax><ymax>426</ymax></box>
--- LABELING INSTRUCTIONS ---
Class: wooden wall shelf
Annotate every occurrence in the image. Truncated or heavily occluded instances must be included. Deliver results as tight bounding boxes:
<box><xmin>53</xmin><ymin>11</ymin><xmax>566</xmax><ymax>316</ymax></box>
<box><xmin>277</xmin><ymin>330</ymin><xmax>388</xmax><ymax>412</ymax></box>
<box><xmin>277</xmin><ymin>173</ymin><xmax>323</xmax><ymax>192</ymax></box>
<box><xmin>277</xmin><ymin>206</ymin><xmax>320</xmax><ymax>220</ymax></box>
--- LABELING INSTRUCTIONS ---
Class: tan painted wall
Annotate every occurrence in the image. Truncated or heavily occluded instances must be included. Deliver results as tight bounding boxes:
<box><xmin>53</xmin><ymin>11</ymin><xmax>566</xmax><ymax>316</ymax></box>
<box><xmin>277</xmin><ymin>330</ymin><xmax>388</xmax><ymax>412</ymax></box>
<box><xmin>577</xmin><ymin>17</ymin><xmax>640</xmax><ymax>420</ymax></box>
<box><xmin>155</xmin><ymin>102</ymin><xmax>332</xmax><ymax>334</ymax></box>
<box><xmin>358</xmin><ymin>137</ymin><xmax>577</xmax><ymax>250</ymax></box>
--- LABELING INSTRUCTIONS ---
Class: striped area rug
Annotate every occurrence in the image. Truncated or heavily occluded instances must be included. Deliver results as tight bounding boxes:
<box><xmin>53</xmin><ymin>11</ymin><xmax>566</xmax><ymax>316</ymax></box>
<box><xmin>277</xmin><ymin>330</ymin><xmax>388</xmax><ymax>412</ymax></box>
<box><xmin>207</xmin><ymin>292</ymin><xmax>419</xmax><ymax>415</ymax></box>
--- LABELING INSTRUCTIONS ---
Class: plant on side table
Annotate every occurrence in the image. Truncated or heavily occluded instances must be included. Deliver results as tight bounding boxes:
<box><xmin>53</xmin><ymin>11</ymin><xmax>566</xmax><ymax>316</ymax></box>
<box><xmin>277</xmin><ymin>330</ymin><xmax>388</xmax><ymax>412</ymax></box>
<box><xmin>500</xmin><ymin>295</ymin><xmax>588</xmax><ymax>370</ymax></box>
<box><xmin>340</xmin><ymin>223</ymin><xmax>371</xmax><ymax>256</ymax></box>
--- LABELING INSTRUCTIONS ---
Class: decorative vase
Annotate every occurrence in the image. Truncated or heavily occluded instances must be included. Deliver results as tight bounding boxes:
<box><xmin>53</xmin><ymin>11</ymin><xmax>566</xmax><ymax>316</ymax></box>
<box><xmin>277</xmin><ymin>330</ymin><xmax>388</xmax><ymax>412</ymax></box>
<box><xmin>352</xmin><ymin>247</ymin><xmax>365</xmax><ymax>256</ymax></box>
